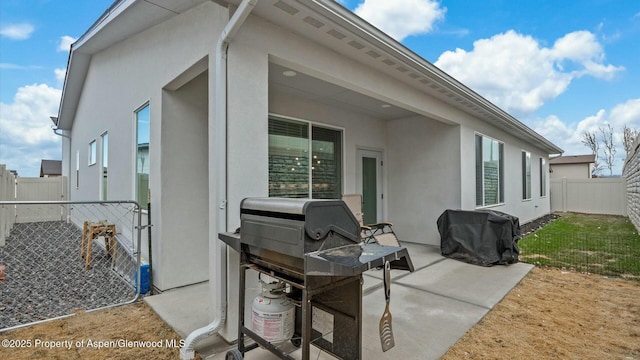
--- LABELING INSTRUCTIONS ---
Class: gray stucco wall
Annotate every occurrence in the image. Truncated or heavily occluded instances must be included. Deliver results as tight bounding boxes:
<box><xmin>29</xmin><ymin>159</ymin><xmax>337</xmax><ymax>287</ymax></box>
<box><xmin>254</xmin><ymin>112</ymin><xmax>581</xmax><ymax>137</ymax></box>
<box><xmin>623</xmin><ymin>138</ymin><xmax>640</xmax><ymax>231</ymax></box>
<box><xmin>67</xmin><ymin>1</ymin><xmax>227</xmax><ymax>290</ymax></box>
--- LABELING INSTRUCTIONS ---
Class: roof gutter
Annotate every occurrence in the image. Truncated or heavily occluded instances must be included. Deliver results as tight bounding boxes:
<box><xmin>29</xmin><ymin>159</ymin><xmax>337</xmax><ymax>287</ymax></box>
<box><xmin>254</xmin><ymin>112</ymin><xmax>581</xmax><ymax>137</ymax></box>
<box><xmin>179</xmin><ymin>0</ymin><xmax>257</xmax><ymax>358</ymax></box>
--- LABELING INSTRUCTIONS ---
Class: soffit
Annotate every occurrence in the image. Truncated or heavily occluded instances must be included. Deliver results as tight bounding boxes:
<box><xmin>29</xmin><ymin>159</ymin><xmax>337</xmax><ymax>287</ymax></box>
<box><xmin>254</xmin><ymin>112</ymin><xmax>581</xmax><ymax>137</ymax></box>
<box><xmin>229</xmin><ymin>0</ymin><xmax>562</xmax><ymax>154</ymax></box>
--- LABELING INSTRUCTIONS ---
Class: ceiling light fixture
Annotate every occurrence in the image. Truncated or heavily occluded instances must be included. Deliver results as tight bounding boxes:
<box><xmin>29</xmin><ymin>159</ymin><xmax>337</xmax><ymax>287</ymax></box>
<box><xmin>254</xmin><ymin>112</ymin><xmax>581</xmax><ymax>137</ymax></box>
<box><xmin>283</xmin><ymin>70</ymin><xmax>297</xmax><ymax>77</ymax></box>
<box><xmin>381</xmin><ymin>104</ymin><xmax>391</xmax><ymax>108</ymax></box>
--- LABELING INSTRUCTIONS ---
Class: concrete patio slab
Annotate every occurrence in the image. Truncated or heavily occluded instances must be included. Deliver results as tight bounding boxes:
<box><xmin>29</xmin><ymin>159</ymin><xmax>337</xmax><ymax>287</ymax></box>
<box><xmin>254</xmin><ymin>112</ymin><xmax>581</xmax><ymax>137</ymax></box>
<box><xmin>395</xmin><ymin>259</ymin><xmax>534</xmax><ymax>309</ymax></box>
<box><xmin>143</xmin><ymin>282</ymin><xmax>228</xmax><ymax>353</ymax></box>
<box><xmin>145</xmin><ymin>244</ymin><xmax>533</xmax><ymax>359</ymax></box>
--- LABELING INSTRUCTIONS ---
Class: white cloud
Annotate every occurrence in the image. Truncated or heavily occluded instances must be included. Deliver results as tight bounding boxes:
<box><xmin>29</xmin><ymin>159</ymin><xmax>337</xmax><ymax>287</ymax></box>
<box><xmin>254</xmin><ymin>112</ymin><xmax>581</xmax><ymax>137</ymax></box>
<box><xmin>354</xmin><ymin>0</ymin><xmax>445</xmax><ymax>41</ymax></box>
<box><xmin>608</xmin><ymin>98</ymin><xmax>640</xmax><ymax>127</ymax></box>
<box><xmin>0</xmin><ymin>83</ymin><xmax>62</xmax><ymax>177</ymax></box>
<box><xmin>0</xmin><ymin>23</ymin><xmax>35</xmax><ymax>40</ymax></box>
<box><xmin>57</xmin><ymin>35</ymin><xmax>77</xmax><ymax>52</ymax></box>
<box><xmin>533</xmin><ymin>98</ymin><xmax>640</xmax><ymax>175</ymax></box>
<box><xmin>533</xmin><ymin>115</ymin><xmax>574</xmax><ymax>148</ymax></box>
<box><xmin>54</xmin><ymin>68</ymin><xmax>67</xmax><ymax>86</ymax></box>
<box><xmin>435</xmin><ymin>30</ymin><xmax>624</xmax><ymax>116</ymax></box>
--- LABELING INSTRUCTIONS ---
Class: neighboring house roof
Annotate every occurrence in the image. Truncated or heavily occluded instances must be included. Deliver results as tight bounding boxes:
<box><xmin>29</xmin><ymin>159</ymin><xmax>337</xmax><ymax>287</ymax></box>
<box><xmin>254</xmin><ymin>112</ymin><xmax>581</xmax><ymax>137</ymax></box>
<box><xmin>56</xmin><ymin>0</ymin><xmax>563</xmax><ymax>154</ymax></box>
<box><xmin>40</xmin><ymin>160</ymin><xmax>62</xmax><ymax>177</ymax></box>
<box><xmin>549</xmin><ymin>155</ymin><xmax>596</xmax><ymax>165</ymax></box>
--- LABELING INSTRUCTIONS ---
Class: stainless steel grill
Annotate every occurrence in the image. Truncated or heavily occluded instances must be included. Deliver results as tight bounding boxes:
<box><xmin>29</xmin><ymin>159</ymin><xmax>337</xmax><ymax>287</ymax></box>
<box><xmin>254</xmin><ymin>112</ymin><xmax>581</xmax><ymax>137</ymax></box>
<box><xmin>219</xmin><ymin>197</ymin><xmax>414</xmax><ymax>360</ymax></box>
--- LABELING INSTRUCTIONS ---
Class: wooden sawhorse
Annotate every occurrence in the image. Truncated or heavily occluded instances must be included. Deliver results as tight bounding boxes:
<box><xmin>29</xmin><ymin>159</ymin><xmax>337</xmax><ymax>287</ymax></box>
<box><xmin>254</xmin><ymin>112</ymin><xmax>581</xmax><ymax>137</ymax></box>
<box><xmin>81</xmin><ymin>221</ymin><xmax>117</xmax><ymax>270</ymax></box>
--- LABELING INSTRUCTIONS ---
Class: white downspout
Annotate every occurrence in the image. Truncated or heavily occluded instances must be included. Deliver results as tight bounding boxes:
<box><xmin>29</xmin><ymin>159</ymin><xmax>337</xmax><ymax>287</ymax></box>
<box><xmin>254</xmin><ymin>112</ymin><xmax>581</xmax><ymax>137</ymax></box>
<box><xmin>180</xmin><ymin>0</ymin><xmax>257</xmax><ymax>359</ymax></box>
<box><xmin>52</xmin><ymin>126</ymin><xmax>72</xmax><ymax>205</ymax></box>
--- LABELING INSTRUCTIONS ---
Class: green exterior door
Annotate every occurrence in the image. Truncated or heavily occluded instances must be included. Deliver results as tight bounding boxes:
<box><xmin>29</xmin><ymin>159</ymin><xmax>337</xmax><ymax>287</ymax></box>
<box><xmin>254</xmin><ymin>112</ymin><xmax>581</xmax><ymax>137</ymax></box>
<box><xmin>362</xmin><ymin>156</ymin><xmax>378</xmax><ymax>225</ymax></box>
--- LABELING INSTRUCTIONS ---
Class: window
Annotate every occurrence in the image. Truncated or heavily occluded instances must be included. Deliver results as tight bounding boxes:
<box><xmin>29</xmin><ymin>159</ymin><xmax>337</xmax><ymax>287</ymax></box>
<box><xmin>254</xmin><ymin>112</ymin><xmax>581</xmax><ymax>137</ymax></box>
<box><xmin>136</xmin><ymin>104</ymin><xmax>150</xmax><ymax>209</ymax></box>
<box><xmin>268</xmin><ymin>117</ymin><xmax>342</xmax><ymax>199</ymax></box>
<box><xmin>101</xmin><ymin>132</ymin><xmax>108</xmax><ymax>200</ymax></box>
<box><xmin>540</xmin><ymin>158</ymin><xmax>547</xmax><ymax>197</ymax></box>
<box><xmin>88</xmin><ymin>140</ymin><xmax>97</xmax><ymax>165</ymax></box>
<box><xmin>76</xmin><ymin>150</ymin><xmax>80</xmax><ymax>189</ymax></box>
<box><xmin>475</xmin><ymin>134</ymin><xmax>504</xmax><ymax>207</ymax></box>
<box><xmin>522</xmin><ymin>151</ymin><xmax>531</xmax><ymax>200</ymax></box>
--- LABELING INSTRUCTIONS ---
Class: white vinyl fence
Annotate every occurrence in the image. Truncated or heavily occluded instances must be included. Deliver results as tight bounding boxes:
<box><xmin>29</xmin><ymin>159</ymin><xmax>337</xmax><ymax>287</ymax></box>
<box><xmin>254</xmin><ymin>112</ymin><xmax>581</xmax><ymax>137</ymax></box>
<box><xmin>550</xmin><ymin>177</ymin><xmax>627</xmax><ymax>216</ymax></box>
<box><xmin>0</xmin><ymin>165</ymin><xmax>67</xmax><ymax>246</ymax></box>
<box><xmin>0</xmin><ymin>166</ymin><xmax>17</xmax><ymax>246</ymax></box>
<box><xmin>15</xmin><ymin>176</ymin><xmax>67</xmax><ymax>223</ymax></box>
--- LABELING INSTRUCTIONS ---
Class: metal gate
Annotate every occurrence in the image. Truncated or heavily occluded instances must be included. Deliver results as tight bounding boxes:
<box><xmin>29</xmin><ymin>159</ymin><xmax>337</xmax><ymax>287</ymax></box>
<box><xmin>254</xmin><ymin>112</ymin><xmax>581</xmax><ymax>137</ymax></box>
<box><xmin>0</xmin><ymin>201</ymin><xmax>143</xmax><ymax>331</ymax></box>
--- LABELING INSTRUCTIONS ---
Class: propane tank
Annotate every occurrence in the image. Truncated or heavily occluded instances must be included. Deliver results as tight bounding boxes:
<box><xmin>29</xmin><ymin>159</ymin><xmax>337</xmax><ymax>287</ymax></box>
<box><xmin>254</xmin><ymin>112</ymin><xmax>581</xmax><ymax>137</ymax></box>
<box><xmin>251</xmin><ymin>280</ymin><xmax>295</xmax><ymax>343</ymax></box>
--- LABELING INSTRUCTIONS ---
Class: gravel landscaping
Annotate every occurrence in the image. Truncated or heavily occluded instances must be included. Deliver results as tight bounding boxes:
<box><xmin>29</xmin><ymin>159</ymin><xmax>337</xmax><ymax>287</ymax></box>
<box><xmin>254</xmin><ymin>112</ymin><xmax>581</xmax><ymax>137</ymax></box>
<box><xmin>520</xmin><ymin>213</ymin><xmax>560</xmax><ymax>235</ymax></box>
<box><xmin>0</xmin><ymin>221</ymin><xmax>135</xmax><ymax>329</ymax></box>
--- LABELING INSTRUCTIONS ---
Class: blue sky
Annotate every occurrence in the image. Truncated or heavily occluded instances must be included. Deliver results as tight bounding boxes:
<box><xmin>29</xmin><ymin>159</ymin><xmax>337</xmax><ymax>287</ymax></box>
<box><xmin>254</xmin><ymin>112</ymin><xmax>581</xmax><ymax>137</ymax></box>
<box><xmin>1</xmin><ymin>0</ymin><xmax>639</xmax><ymax>177</ymax></box>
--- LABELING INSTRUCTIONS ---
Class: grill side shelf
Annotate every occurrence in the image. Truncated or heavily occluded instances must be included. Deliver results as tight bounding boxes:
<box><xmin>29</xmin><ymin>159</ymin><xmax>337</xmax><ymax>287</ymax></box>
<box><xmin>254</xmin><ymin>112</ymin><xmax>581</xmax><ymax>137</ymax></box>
<box><xmin>305</xmin><ymin>243</ymin><xmax>414</xmax><ymax>276</ymax></box>
<box><xmin>219</xmin><ymin>231</ymin><xmax>241</xmax><ymax>252</ymax></box>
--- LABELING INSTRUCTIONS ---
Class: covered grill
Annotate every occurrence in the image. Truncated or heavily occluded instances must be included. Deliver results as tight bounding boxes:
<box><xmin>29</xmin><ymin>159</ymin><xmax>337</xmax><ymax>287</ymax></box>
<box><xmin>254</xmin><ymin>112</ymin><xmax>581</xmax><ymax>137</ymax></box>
<box><xmin>219</xmin><ymin>197</ymin><xmax>414</xmax><ymax>360</ymax></box>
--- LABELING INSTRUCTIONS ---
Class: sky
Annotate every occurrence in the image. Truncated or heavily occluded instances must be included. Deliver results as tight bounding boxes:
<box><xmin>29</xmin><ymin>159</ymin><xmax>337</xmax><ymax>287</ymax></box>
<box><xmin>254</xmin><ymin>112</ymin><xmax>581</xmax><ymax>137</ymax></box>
<box><xmin>1</xmin><ymin>0</ymin><xmax>639</xmax><ymax>177</ymax></box>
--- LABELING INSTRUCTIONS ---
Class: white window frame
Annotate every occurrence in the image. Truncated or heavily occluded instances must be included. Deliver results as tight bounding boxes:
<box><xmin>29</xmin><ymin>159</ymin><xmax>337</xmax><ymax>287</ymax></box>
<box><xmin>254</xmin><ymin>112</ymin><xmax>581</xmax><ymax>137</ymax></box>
<box><xmin>540</xmin><ymin>157</ymin><xmax>547</xmax><ymax>197</ymax></box>
<box><xmin>100</xmin><ymin>132</ymin><xmax>108</xmax><ymax>200</ymax></box>
<box><xmin>134</xmin><ymin>102</ymin><xmax>150</xmax><ymax>210</ymax></box>
<box><xmin>522</xmin><ymin>150</ymin><xmax>531</xmax><ymax>201</ymax></box>
<box><xmin>76</xmin><ymin>150</ymin><xmax>80</xmax><ymax>189</ymax></box>
<box><xmin>475</xmin><ymin>133</ymin><xmax>505</xmax><ymax>208</ymax></box>
<box><xmin>88</xmin><ymin>139</ymin><xmax>97</xmax><ymax>166</ymax></box>
<box><xmin>268</xmin><ymin>113</ymin><xmax>345</xmax><ymax>199</ymax></box>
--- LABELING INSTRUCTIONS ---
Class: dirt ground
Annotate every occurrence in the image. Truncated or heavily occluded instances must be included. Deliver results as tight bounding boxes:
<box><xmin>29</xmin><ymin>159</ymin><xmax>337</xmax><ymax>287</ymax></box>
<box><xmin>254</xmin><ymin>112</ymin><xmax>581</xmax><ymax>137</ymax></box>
<box><xmin>1</xmin><ymin>267</ymin><xmax>639</xmax><ymax>359</ymax></box>
<box><xmin>443</xmin><ymin>267</ymin><xmax>640</xmax><ymax>360</ymax></box>
<box><xmin>0</xmin><ymin>302</ymin><xmax>195</xmax><ymax>360</ymax></box>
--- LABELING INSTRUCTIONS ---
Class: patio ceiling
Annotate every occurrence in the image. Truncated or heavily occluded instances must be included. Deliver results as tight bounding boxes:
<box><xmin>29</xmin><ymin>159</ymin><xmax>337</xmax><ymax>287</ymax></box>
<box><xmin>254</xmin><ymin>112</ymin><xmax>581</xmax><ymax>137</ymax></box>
<box><xmin>269</xmin><ymin>62</ymin><xmax>416</xmax><ymax>120</ymax></box>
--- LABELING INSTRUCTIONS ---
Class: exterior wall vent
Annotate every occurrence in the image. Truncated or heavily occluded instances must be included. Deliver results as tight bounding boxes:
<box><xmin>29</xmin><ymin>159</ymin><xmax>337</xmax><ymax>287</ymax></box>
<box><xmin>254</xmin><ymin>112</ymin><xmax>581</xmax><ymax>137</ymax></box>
<box><xmin>327</xmin><ymin>29</ymin><xmax>346</xmax><ymax>39</ymax></box>
<box><xmin>366</xmin><ymin>50</ymin><xmax>381</xmax><ymax>58</ymax></box>
<box><xmin>303</xmin><ymin>16</ymin><xmax>324</xmax><ymax>28</ymax></box>
<box><xmin>274</xmin><ymin>1</ymin><xmax>299</xmax><ymax>15</ymax></box>
<box><xmin>348</xmin><ymin>40</ymin><xmax>365</xmax><ymax>50</ymax></box>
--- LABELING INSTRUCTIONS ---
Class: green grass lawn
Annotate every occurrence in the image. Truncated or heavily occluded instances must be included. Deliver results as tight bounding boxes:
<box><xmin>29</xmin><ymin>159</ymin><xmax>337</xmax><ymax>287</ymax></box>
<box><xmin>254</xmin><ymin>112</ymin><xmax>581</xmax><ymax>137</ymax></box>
<box><xmin>519</xmin><ymin>213</ymin><xmax>640</xmax><ymax>279</ymax></box>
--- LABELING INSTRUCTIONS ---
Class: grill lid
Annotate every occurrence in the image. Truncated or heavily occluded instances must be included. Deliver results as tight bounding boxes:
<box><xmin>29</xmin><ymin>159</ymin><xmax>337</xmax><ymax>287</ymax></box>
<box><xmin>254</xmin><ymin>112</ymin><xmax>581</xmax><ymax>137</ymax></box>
<box><xmin>240</xmin><ymin>197</ymin><xmax>360</xmax><ymax>242</ymax></box>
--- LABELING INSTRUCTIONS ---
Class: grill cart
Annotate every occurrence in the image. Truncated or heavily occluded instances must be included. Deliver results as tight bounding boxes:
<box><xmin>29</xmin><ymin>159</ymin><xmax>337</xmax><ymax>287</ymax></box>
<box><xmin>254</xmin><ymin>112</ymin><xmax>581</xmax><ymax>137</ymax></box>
<box><xmin>219</xmin><ymin>198</ymin><xmax>414</xmax><ymax>360</ymax></box>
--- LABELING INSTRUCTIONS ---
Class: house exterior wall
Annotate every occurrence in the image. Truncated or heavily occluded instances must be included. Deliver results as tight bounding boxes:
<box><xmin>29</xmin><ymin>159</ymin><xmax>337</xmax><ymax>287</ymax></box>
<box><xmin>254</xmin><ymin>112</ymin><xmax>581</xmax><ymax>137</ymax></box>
<box><xmin>459</xmin><ymin>121</ymin><xmax>552</xmax><ymax>226</ymax></box>
<box><xmin>229</xmin><ymin>16</ymin><xmax>550</xmax><ymax>244</ymax></box>
<box><xmin>160</xmin><ymin>71</ymin><xmax>209</xmax><ymax>288</ymax></box>
<box><xmin>387</xmin><ymin>116</ymin><xmax>461</xmax><ymax>245</ymax></box>
<box><xmin>65</xmin><ymin>0</ymin><xmax>557</xmax><ymax>302</ymax></box>
<box><xmin>226</xmin><ymin>13</ymin><xmax>553</xmax><ymax>245</ymax></box>
<box><xmin>66</xmin><ymin>1</ymin><xmax>228</xmax><ymax>290</ymax></box>
<box><xmin>550</xmin><ymin>163</ymin><xmax>591</xmax><ymax>179</ymax></box>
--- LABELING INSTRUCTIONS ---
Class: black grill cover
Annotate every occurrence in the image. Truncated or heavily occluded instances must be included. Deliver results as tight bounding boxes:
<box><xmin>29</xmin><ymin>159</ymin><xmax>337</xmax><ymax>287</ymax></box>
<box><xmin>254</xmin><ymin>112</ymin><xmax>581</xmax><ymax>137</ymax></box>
<box><xmin>437</xmin><ymin>209</ymin><xmax>520</xmax><ymax>266</ymax></box>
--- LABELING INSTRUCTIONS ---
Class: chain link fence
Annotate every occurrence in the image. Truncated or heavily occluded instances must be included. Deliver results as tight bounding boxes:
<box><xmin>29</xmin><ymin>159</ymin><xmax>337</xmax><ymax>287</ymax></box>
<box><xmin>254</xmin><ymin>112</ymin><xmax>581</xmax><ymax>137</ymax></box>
<box><xmin>519</xmin><ymin>231</ymin><xmax>640</xmax><ymax>281</ymax></box>
<box><xmin>0</xmin><ymin>201</ymin><xmax>143</xmax><ymax>331</ymax></box>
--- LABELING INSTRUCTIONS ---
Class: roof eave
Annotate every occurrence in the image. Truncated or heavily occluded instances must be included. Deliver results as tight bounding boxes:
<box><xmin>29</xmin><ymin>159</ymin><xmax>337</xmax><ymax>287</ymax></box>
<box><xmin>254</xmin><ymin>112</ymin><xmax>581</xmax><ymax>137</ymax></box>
<box><xmin>56</xmin><ymin>0</ymin><xmax>133</xmax><ymax>130</ymax></box>
<box><xmin>57</xmin><ymin>0</ymin><xmax>205</xmax><ymax>129</ymax></box>
<box><xmin>299</xmin><ymin>0</ymin><xmax>564</xmax><ymax>154</ymax></box>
